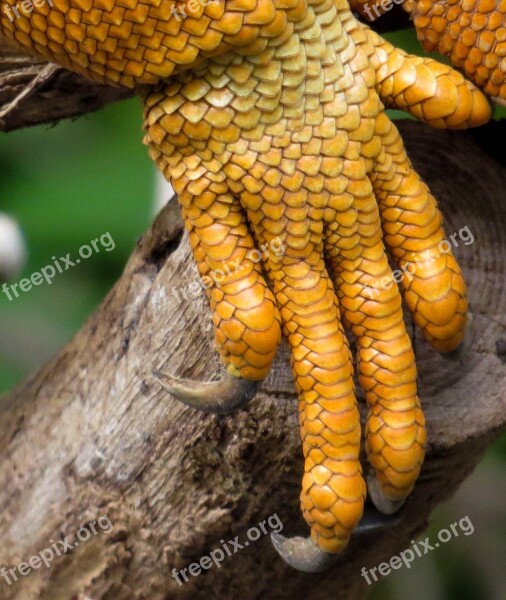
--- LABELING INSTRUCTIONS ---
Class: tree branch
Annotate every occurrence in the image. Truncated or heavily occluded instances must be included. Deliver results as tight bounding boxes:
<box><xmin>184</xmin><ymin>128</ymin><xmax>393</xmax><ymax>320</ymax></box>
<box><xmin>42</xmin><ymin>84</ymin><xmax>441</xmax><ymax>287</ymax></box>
<box><xmin>0</xmin><ymin>122</ymin><xmax>504</xmax><ymax>599</ymax></box>
<box><xmin>0</xmin><ymin>37</ymin><xmax>131</xmax><ymax>132</ymax></box>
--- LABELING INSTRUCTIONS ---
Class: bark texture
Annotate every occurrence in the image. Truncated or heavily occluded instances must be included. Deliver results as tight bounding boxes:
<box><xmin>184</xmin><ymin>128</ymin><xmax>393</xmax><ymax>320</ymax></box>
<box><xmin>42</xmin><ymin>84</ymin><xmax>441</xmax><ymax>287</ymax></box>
<box><xmin>0</xmin><ymin>37</ymin><xmax>131</xmax><ymax>132</ymax></box>
<box><xmin>0</xmin><ymin>41</ymin><xmax>505</xmax><ymax>600</ymax></box>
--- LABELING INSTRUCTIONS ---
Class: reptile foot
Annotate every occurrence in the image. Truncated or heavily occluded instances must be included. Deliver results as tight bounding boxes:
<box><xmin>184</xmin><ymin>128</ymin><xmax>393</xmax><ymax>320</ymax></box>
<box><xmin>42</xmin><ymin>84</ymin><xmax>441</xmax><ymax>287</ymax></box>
<box><xmin>152</xmin><ymin>370</ymin><xmax>259</xmax><ymax>414</ymax></box>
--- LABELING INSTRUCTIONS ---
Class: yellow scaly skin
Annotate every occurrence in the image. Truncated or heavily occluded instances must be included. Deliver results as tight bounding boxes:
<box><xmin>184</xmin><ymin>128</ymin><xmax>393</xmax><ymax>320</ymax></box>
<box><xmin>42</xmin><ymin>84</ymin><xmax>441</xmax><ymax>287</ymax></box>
<box><xmin>0</xmin><ymin>0</ymin><xmax>491</xmax><ymax>570</ymax></box>
<box><xmin>351</xmin><ymin>0</ymin><xmax>506</xmax><ymax>105</ymax></box>
<box><xmin>404</xmin><ymin>0</ymin><xmax>506</xmax><ymax>105</ymax></box>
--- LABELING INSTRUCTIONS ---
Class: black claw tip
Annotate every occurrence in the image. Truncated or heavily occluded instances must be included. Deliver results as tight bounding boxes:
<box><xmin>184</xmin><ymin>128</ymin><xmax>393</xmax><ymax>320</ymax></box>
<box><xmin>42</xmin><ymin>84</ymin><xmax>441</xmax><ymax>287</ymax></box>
<box><xmin>270</xmin><ymin>533</ymin><xmax>339</xmax><ymax>573</ymax></box>
<box><xmin>356</xmin><ymin>504</ymin><xmax>402</xmax><ymax>532</ymax></box>
<box><xmin>151</xmin><ymin>369</ymin><xmax>259</xmax><ymax>414</ymax></box>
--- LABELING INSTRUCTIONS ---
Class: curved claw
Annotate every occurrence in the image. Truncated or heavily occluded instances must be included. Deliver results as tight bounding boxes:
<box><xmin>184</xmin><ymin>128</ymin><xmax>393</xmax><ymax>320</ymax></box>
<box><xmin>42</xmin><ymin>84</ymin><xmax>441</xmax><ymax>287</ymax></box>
<box><xmin>356</xmin><ymin>503</ymin><xmax>402</xmax><ymax>531</ymax></box>
<box><xmin>271</xmin><ymin>533</ymin><xmax>338</xmax><ymax>573</ymax></box>
<box><xmin>367</xmin><ymin>474</ymin><xmax>405</xmax><ymax>515</ymax></box>
<box><xmin>271</xmin><ymin>505</ymin><xmax>402</xmax><ymax>572</ymax></box>
<box><xmin>151</xmin><ymin>369</ymin><xmax>259</xmax><ymax>414</ymax></box>
<box><xmin>442</xmin><ymin>313</ymin><xmax>475</xmax><ymax>361</ymax></box>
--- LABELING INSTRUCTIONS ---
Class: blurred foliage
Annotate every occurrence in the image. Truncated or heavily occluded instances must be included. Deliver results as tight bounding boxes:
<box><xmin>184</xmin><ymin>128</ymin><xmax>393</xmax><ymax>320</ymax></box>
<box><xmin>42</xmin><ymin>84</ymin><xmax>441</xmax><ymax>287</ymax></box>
<box><xmin>0</xmin><ymin>98</ymin><xmax>154</xmax><ymax>390</ymax></box>
<box><xmin>0</xmin><ymin>24</ymin><xmax>503</xmax><ymax>600</ymax></box>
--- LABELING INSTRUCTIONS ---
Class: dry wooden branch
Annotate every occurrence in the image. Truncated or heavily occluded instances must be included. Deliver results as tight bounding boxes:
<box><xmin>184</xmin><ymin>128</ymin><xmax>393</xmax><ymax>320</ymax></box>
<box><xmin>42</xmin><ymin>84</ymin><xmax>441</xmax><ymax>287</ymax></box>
<box><xmin>0</xmin><ymin>115</ymin><xmax>505</xmax><ymax>598</ymax></box>
<box><xmin>0</xmin><ymin>37</ymin><xmax>131</xmax><ymax>131</ymax></box>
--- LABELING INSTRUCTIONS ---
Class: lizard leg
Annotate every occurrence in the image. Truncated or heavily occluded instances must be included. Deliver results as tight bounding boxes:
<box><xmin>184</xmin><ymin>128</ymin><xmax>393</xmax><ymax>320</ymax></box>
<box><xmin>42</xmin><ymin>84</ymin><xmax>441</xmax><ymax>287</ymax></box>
<box><xmin>362</xmin><ymin>26</ymin><xmax>492</xmax><ymax>129</ymax></box>
<box><xmin>402</xmin><ymin>0</ymin><xmax>506</xmax><ymax>105</ymax></box>
<box><xmin>153</xmin><ymin>188</ymin><xmax>281</xmax><ymax>414</ymax></box>
<box><xmin>267</xmin><ymin>242</ymin><xmax>366</xmax><ymax>569</ymax></box>
<box><xmin>371</xmin><ymin>113</ymin><xmax>470</xmax><ymax>354</ymax></box>
<box><xmin>325</xmin><ymin>181</ymin><xmax>426</xmax><ymax>514</ymax></box>
<box><xmin>269</xmin><ymin>199</ymin><xmax>408</xmax><ymax>571</ymax></box>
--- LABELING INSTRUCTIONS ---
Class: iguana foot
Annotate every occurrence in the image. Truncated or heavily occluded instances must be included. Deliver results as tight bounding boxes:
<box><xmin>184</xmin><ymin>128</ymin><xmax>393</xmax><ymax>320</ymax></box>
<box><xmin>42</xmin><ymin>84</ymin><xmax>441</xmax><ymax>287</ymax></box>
<box><xmin>142</xmin><ymin>8</ymin><xmax>488</xmax><ymax>565</ymax></box>
<box><xmin>0</xmin><ymin>0</ymin><xmax>495</xmax><ymax>574</ymax></box>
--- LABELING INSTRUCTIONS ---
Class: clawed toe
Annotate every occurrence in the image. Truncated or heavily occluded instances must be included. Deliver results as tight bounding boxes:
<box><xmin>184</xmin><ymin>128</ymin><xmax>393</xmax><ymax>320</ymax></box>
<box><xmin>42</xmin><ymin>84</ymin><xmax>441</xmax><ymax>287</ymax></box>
<box><xmin>271</xmin><ymin>505</ymin><xmax>401</xmax><ymax>571</ymax></box>
<box><xmin>356</xmin><ymin>502</ymin><xmax>403</xmax><ymax>530</ymax></box>
<box><xmin>366</xmin><ymin>475</ymin><xmax>405</xmax><ymax>515</ymax></box>
<box><xmin>271</xmin><ymin>533</ymin><xmax>339</xmax><ymax>573</ymax></box>
<box><xmin>152</xmin><ymin>369</ymin><xmax>260</xmax><ymax>414</ymax></box>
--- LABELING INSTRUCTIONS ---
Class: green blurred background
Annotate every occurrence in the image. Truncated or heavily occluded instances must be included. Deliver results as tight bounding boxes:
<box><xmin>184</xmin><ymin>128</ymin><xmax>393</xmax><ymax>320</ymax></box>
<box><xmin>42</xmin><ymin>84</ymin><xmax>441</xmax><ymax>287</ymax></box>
<box><xmin>0</xmin><ymin>27</ymin><xmax>504</xmax><ymax>600</ymax></box>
